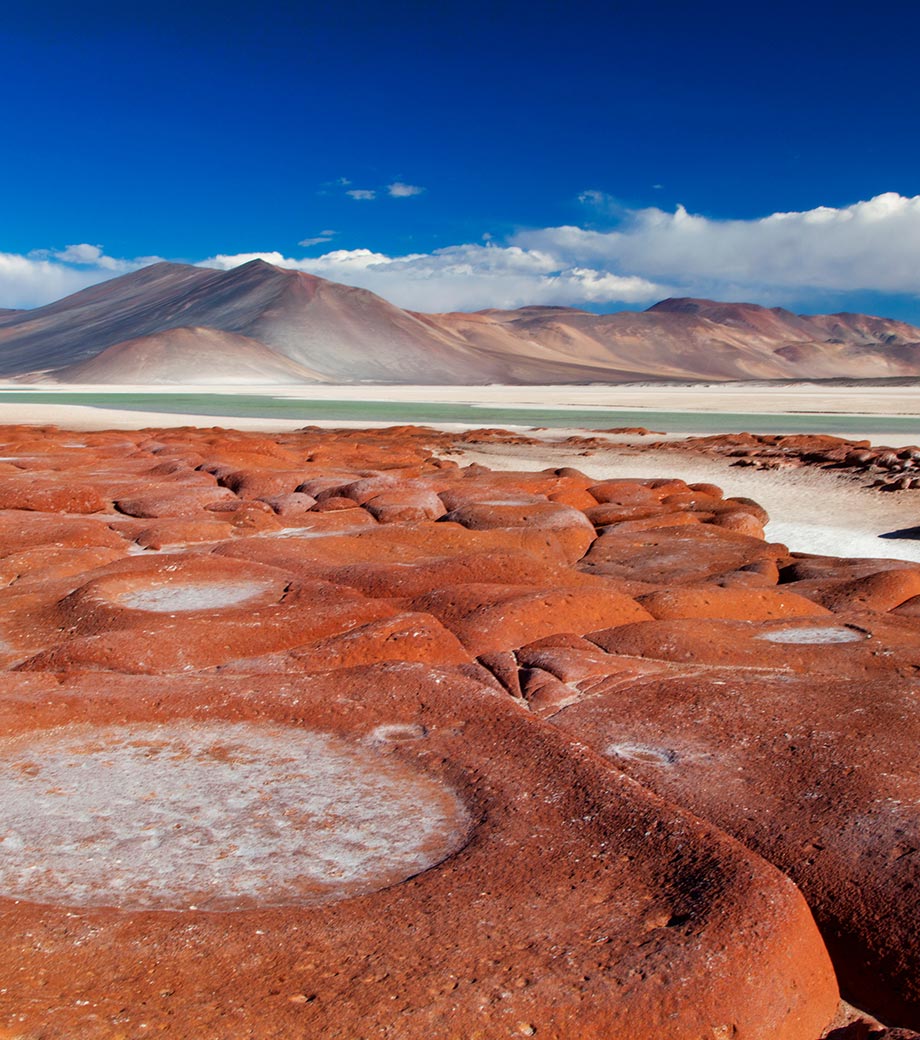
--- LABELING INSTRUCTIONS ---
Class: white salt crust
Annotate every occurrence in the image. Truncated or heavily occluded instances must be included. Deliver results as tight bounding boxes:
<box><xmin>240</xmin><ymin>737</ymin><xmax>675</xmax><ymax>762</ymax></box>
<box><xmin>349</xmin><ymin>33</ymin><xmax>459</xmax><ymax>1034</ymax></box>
<box><xmin>118</xmin><ymin>581</ymin><xmax>269</xmax><ymax>612</ymax></box>
<box><xmin>756</xmin><ymin>626</ymin><xmax>865</xmax><ymax>645</ymax></box>
<box><xmin>607</xmin><ymin>742</ymin><xmax>678</xmax><ymax>766</ymax></box>
<box><xmin>0</xmin><ymin>722</ymin><xmax>468</xmax><ymax>910</ymax></box>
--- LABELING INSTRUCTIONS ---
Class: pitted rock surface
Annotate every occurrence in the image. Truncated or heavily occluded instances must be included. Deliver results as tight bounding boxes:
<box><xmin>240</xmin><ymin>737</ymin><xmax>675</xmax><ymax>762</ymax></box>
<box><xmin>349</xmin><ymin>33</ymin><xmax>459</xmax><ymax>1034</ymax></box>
<box><xmin>2</xmin><ymin>422</ymin><xmax>920</xmax><ymax>1036</ymax></box>
<box><xmin>0</xmin><ymin>666</ymin><xmax>835</xmax><ymax>1040</ymax></box>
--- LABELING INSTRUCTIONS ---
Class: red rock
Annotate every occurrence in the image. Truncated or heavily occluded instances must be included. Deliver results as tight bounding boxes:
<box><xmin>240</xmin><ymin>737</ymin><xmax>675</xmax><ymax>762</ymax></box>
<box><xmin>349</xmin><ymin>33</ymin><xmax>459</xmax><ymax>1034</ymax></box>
<box><xmin>600</xmin><ymin>511</ymin><xmax>703</xmax><ymax>534</ymax></box>
<box><xmin>443</xmin><ymin>502</ymin><xmax>596</xmax><ymax>564</ymax></box>
<box><xmin>548</xmin><ymin>670</ymin><xmax>920</xmax><ymax>1025</ymax></box>
<box><xmin>220</xmin><ymin>501</ymin><xmax>285</xmax><ymax>534</ymax></box>
<box><xmin>221</xmin><ymin>612</ymin><xmax>473</xmax><ymax>672</ymax></box>
<box><xmin>580</xmin><ymin>522</ymin><xmax>788</xmax><ymax>585</ymax></box>
<box><xmin>782</xmin><ymin>556</ymin><xmax>919</xmax><ymax>582</ymax></box>
<box><xmin>411</xmin><ymin>583</ymin><xmax>653</xmax><ymax>653</ymax></box>
<box><xmin>259</xmin><ymin>491</ymin><xmax>318</xmax><ymax>515</ymax></box>
<box><xmin>312</xmin><ymin>494</ymin><xmax>363</xmax><ymax>511</ymax></box>
<box><xmin>133</xmin><ymin>519</ymin><xmax>235</xmax><ymax>549</ymax></box>
<box><xmin>0</xmin><ymin>545</ymin><xmax>128</xmax><ymax>587</ymax></box>
<box><xmin>364</xmin><ymin>488</ymin><xmax>447</xmax><ymax>523</ymax></box>
<box><xmin>315</xmin><ymin>549</ymin><xmax>590</xmax><ymax>599</ymax></box>
<box><xmin>707</xmin><ymin>511</ymin><xmax>766</xmax><ymax>538</ymax></box>
<box><xmin>14</xmin><ymin>556</ymin><xmax>397</xmax><ymax>674</ymax></box>
<box><xmin>582</xmin><ymin>501</ymin><xmax>670</xmax><ymax>526</ymax></box>
<box><xmin>114</xmin><ymin>484</ymin><xmax>237</xmax><ymax>518</ymax></box>
<box><xmin>330</xmin><ymin>473</ymin><xmax>403</xmax><ymax>503</ymax></box>
<box><xmin>0</xmin><ymin>665</ymin><xmax>837</xmax><ymax>1040</ymax></box>
<box><xmin>892</xmin><ymin>595</ymin><xmax>920</xmax><ymax>617</ymax></box>
<box><xmin>689</xmin><ymin>481</ymin><xmax>725</xmax><ymax>498</ymax></box>
<box><xmin>587</xmin><ymin>480</ymin><xmax>667</xmax><ymax>506</ymax></box>
<box><xmin>518</xmin><ymin>665</ymin><xmax>576</xmax><ymax>712</ymax></box>
<box><xmin>637</xmin><ymin>584</ymin><xmax>829</xmax><ymax>621</ymax></box>
<box><xmin>218</xmin><ymin>468</ymin><xmax>307</xmax><ymax>498</ymax></box>
<box><xmin>547</xmin><ymin>486</ymin><xmax>599</xmax><ymax>510</ymax></box>
<box><xmin>0</xmin><ymin>475</ymin><xmax>108</xmax><ymax>513</ymax></box>
<box><xmin>588</xmin><ymin>614</ymin><xmax>920</xmax><ymax>679</ymax></box>
<box><xmin>476</xmin><ymin>649</ymin><xmax>525</xmax><ymax>698</ymax></box>
<box><xmin>791</xmin><ymin>568</ymin><xmax>920</xmax><ymax>613</ymax></box>
<box><xmin>294</xmin><ymin>474</ymin><xmax>355</xmax><ymax>497</ymax></box>
<box><xmin>0</xmin><ymin>514</ymin><xmax>126</xmax><ymax>556</ymax></box>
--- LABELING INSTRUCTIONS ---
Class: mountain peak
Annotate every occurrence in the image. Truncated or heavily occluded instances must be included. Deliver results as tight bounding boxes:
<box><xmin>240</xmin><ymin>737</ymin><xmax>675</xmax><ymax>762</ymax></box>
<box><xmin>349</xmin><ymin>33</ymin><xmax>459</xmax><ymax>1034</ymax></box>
<box><xmin>647</xmin><ymin>297</ymin><xmax>769</xmax><ymax>315</ymax></box>
<box><xmin>3</xmin><ymin>263</ymin><xmax>919</xmax><ymax>384</ymax></box>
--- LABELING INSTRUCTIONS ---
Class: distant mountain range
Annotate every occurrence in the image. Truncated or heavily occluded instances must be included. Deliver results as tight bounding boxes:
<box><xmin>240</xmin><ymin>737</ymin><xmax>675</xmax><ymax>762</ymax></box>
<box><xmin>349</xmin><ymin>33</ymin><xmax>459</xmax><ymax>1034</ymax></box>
<box><xmin>1</xmin><ymin>259</ymin><xmax>919</xmax><ymax>384</ymax></box>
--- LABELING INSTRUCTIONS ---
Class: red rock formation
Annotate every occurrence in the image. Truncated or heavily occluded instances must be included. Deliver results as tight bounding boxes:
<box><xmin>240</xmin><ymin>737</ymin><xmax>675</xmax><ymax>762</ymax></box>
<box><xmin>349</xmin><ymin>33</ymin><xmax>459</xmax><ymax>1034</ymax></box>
<box><xmin>4</xmin><ymin>421</ymin><xmax>920</xmax><ymax>1035</ymax></box>
<box><xmin>0</xmin><ymin>666</ymin><xmax>837</xmax><ymax>1040</ymax></box>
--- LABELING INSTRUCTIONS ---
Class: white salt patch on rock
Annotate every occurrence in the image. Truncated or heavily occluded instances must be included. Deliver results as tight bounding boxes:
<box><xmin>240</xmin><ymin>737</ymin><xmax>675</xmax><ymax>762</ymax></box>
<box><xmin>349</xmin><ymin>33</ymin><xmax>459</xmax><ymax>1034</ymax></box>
<box><xmin>757</xmin><ymin>626</ymin><xmax>865</xmax><ymax>644</ymax></box>
<box><xmin>118</xmin><ymin>581</ymin><xmax>268</xmax><ymax>612</ymax></box>
<box><xmin>607</xmin><ymin>742</ymin><xmax>677</xmax><ymax>766</ymax></box>
<box><xmin>0</xmin><ymin>722</ymin><xmax>468</xmax><ymax>911</ymax></box>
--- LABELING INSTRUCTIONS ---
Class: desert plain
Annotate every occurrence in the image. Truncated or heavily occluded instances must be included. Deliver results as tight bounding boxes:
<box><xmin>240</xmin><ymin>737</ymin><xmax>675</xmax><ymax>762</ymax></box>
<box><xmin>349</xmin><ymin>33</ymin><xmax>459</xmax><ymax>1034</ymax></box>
<box><xmin>1</xmin><ymin>383</ymin><xmax>920</xmax><ymax>1039</ymax></box>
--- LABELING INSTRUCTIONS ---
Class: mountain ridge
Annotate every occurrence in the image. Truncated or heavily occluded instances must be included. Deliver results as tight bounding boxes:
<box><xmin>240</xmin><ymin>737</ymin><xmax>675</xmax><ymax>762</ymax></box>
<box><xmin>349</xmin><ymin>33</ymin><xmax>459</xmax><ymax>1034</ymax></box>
<box><xmin>2</xmin><ymin>259</ymin><xmax>919</xmax><ymax>384</ymax></box>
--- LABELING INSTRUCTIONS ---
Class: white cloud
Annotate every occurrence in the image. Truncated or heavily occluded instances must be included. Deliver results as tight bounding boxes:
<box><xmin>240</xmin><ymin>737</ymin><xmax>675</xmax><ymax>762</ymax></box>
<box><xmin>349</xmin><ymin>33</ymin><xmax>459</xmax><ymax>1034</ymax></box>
<box><xmin>201</xmin><ymin>195</ymin><xmax>920</xmax><ymax>310</ymax></box>
<box><xmin>387</xmin><ymin>182</ymin><xmax>424</xmax><ymax>198</ymax></box>
<box><xmin>516</xmin><ymin>192</ymin><xmax>920</xmax><ymax>297</ymax></box>
<box><xmin>5</xmin><ymin>193</ymin><xmax>920</xmax><ymax>315</ymax></box>
<box><xmin>0</xmin><ymin>245</ymin><xmax>153</xmax><ymax>309</ymax></box>
<box><xmin>346</xmin><ymin>189</ymin><xmax>376</xmax><ymax>201</ymax></box>
<box><xmin>577</xmin><ymin>189</ymin><xmax>611</xmax><ymax>207</ymax></box>
<box><xmin>53</xmin><ymin>243</ymin><xmax>106</xmax><ymax>264</ymax></box>
<box><xmin>201</xmin><ymin>243</ymin><xmax>666</xmax><ymax>311</ymax></box>
<box><xmin>298</xmin><ymin>230</ymin><xmax>336</xmax><ymax>247</ymax></box>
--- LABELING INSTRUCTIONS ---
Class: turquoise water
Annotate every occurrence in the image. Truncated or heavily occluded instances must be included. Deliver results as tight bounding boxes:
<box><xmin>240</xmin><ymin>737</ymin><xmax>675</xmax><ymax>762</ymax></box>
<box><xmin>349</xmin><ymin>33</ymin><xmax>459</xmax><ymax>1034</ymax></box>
<box><xmin>2</xmin><ymin>391</ymin><xmax>920</xmax><ymax>436</ymax></box>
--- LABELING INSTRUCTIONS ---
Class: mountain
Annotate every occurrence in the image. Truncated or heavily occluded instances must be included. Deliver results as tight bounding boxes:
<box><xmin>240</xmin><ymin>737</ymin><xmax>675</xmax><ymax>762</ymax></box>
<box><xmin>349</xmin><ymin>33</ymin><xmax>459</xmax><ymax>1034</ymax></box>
<box><xmin>1</xmin><ymin>260</ymin><xmax>919</xmax><ymax>384</ymax></box>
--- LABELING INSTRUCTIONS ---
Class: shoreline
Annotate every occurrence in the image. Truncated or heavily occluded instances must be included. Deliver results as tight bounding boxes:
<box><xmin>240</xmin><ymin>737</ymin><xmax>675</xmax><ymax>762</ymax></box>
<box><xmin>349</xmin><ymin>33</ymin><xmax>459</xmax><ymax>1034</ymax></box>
<box><xmin>2</xmin><ymin>379</ymin><xmax>920</xmax><ymax>417</ymax></box>
<box><xmin>1</xmin><ymin>381</ymin><xmax>920</xmax><ymax>445</ymax></box>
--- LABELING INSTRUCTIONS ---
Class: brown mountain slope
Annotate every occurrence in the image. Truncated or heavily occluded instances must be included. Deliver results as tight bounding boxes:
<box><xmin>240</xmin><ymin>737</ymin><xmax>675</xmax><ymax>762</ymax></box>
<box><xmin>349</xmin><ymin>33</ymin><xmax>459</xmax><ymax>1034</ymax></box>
<box><xmin>431</xmin><ymin>303</ymin><xmax>920</xmax><ymax>381</ymax></box>
<box><xmin>55</xmin><ymin>327</ymin><xmax>332</xmax><ymax>384</ymax></box>
<box><xmin>2</xmin><ymin>261</ymin><xmax>919</xmax><ymax>383</ymax></box>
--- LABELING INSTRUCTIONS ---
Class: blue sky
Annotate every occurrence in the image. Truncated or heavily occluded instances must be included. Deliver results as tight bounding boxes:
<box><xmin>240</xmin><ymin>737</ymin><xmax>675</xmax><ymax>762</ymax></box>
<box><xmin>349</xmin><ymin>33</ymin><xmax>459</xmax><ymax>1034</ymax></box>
<box><xmin>3</xmin><ymin>0</ymin><xmax>920</xmax><ymax>319</ymax></box>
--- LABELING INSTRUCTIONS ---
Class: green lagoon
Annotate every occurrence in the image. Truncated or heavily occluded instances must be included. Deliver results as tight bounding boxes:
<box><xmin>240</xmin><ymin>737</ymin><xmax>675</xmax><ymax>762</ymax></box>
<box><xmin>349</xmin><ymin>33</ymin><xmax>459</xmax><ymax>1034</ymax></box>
<box><xmin>2</xmin><ymin>390</ymin><xmax>920</xmax><ymax>437</ymax></box>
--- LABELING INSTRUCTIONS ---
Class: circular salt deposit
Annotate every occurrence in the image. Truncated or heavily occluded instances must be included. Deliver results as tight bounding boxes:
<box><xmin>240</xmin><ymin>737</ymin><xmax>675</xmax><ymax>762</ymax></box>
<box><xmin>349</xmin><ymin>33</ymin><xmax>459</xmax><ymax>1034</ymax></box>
<box><xmin>118</xmin><ymin>581</ymin><xmax>270</xmax><ymax>612</ymax></box>
<box><xmin>756</xmin><ymin>626</ymin><xmax>865</xmax><ymax>645</ymax></box>
<box><xmin>0</xmin><ymin>722</ymin><xmax>468</xmax><ymax>911</ymax></box>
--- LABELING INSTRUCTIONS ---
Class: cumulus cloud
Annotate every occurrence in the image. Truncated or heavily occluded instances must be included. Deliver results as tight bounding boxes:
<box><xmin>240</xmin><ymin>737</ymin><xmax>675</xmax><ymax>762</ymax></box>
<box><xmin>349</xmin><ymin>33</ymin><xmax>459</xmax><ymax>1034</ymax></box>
<box><xmin>387</xmin><ymin>182</ymin><xmax>424</xmax><ymax>198</ymax></box>
<box><xmin>6</xmin><ymin>193</ymin><xmax>920</xmax><ymax>314</ymax></box>
<box><xmin>346</xmin><ymin>189</ymin><xmax>376</xmax><ymax>201</ymax></box>
<box><xmin>201</xmin><ymin>243</ymin><xmax>666</xmax><ymax>311</ymax></box>
<box><xmin>517</xmin><ymin>192</ymin><xmax>920</xmax><ymax>298</ymax></box>
<box><xmin>201</xmin><ymin>194</ymin><xmax>920</xmax><ymax>310</ymax></box>
<box><xmin>0</xmin><ymin>244</ymin><xmax>154</xmax><ymax>309</ymax></box>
